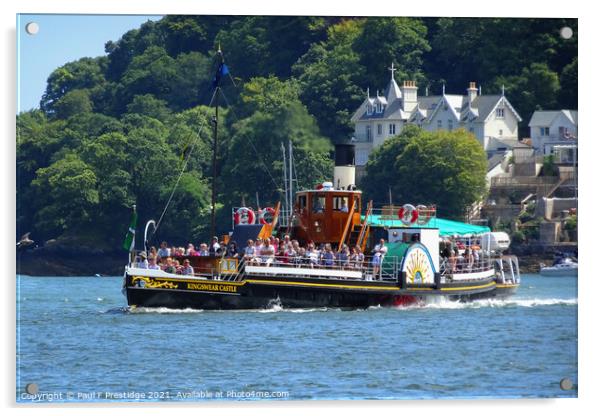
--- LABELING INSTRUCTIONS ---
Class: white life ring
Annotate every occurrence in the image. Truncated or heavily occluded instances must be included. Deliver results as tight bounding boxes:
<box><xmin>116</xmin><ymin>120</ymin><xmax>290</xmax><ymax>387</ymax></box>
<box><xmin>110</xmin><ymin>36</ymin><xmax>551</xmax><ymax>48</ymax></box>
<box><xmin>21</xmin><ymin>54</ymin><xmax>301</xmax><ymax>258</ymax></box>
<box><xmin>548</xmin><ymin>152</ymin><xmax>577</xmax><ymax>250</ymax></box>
<box><xmin>234</xmin><ymin>207</ymin><xmax>256</xmax><ymax>225</ymax></box>
<box><xmin>398</xmin><ymin>204</ymin><xmax>418</xmax><ymax>225</ymax></box>
<box><xmin>258</xmin><ymin>207</ymin><xmax>276</xmax><ymax>225</ymax></box>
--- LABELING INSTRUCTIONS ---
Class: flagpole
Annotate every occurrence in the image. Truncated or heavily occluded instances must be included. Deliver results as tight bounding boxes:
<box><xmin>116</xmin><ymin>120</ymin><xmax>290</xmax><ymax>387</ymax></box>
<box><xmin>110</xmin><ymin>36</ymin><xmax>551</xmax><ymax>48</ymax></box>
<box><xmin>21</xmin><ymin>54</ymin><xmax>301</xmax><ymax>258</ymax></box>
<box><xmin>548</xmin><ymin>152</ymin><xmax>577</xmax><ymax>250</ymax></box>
<box><xmin>210</xmin><ymin>47</ymin><xmax>224</xmax><ymax>241</ymax></box>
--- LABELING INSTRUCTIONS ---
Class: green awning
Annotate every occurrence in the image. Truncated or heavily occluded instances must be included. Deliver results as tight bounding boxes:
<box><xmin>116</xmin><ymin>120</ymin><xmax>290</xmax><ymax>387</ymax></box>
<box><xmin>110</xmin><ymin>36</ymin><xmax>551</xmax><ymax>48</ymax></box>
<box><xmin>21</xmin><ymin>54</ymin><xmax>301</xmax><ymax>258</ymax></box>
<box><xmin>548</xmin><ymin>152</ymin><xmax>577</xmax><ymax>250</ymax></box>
<box><xmin>362</xmin><ymin>215</ymin><xmax>490</xmax><ymax>237</ymax></box>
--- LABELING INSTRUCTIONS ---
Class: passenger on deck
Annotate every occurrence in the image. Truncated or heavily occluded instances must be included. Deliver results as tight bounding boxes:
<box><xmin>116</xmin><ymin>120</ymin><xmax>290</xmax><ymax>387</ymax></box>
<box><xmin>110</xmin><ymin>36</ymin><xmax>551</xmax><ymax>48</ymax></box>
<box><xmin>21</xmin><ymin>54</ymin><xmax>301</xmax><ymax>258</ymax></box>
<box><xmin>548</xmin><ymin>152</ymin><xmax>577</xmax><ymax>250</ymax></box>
<box><xmin>227</xmin><ymin>241</ymin><xmax>238</xmax><ymax>258</ymax></box>
<box><xmin>321</xmin><ymin>244</ymin><xmax>335</xmax><ymax>267</ymax></box>
<box><xmin>163</xmin><ymin>257</ymin><xmax>176</xmax><ymax>274</ymax></box>
<box><xmin>253</xmin><ymin>238</ymin><xmax>262</xmax><ymax>259</ymax></box>
<box><xmin>198</xmin><ymin>243</ymin><xmax>209</xmax><ymax>256</ymax></box>
<box><xmin>306</xmin><ymin>243</ymin><xmax>319</xmax><ymax>268</ymax></box>
<box><xmin>351</xmin><ymin>245</ymin><xmax>365</xmax><ymax>269</ymax></box>
<box><xmin>455</xmin><ymin>248</ymin><xmax>464</xmax><ymax>271</ymax></box>
<box><xmin>260</xmin><ymin>239</ymin><xmax>275</xmax><ymax>266</ymax></box>
<box><xmin>372</xmin><ymin>238</ymin><xmax>388</xmax><ymax>279</ymax></box>
<box><xmin>149</xmin><ymin>246</ymin><xmax>158</xmax><ymax>259</ymax></box>
<box><xmin>340</xmin><ymin>200</ymin><xmax>349</xmax><ymax>213</ymax></box>
<box><xmin>209</xmin><ymin>237</ymin><xmax>220</xmax><ymax>255</ymax></box>
<box><xmin>284</xmin><ymin>243</ymin><xmax>296</xmax><ymax>264</ymax></box>
<box><xmin>472</xmin><ymin>247</ymin><xmax>480</xmax><ymax>268</ymax></box>
<box><xmin>157</xmin><ymin>241</ymin><xmax>170</xmax><ymax>259</ymax></box>
<box><xmin>148</xmin><ymin>256</ymin><xmax>160</xmax><ymax>270</ymax></box>
<box><xmin>336</xmin><ymin>245</ymin><xmax>350</xmax><ymax>269</ymax></box>
<box><xmin>186</xmin><ymin>243</ymin><xmax>198</xmax><ymax>256</ymax></box>
<box><xmin>464</xmin><ymin>248</ymin><xmax>474</xmax><ymax>271</ymax></box>
<box><xmin>181</xmin><ymin>259</ymin><xmax>194</xmax><ymax>276</ymax></box>
<box><xmin>136</xmin><ymin>252</ymin><xmax>148</xmax><ymax>269</ymax></box>
<box><xmin>244</xmin><ymin>240</ymin><xmax>256</xmax><ymax>264</ymax></box>
<box><xmin>277</xmin><ymin>241</ymin><xmax>287</xmax><ymax>263</ymax></box>
<box><xmin>297</xmin><ymin>247</ymin><xmax>307</xmax><ymax>266</ymax></box>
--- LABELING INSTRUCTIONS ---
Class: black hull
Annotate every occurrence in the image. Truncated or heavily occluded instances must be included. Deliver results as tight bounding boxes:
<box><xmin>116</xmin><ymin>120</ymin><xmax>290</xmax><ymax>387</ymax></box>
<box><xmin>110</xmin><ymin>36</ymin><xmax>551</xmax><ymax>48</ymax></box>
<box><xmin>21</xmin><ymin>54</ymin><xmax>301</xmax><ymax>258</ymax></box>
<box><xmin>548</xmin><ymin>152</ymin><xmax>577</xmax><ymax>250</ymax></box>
<box><xmin>124</xmin><ymin>272</ymin><xmax>507</xmax><ymax>310</ymax></box>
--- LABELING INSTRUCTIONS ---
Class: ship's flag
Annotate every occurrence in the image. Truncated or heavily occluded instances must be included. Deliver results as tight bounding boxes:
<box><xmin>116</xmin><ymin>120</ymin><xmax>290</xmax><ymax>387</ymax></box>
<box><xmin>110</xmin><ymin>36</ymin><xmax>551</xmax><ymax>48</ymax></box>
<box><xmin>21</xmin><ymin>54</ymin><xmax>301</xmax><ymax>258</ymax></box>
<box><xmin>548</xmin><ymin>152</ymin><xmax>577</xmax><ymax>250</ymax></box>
<box><xmin>258</xmin><ymin>202</ymin><xmax>280</xmax><ymax>240</ymax></box>
<box><xmin>212</xmin><ymin>62</ymin><xmax>229</xmax><ymax>88</ymax></box>
<box><xmin>122</xmin><ymin>207</ymin><xmax>137</xmax><ymax>251</ymax></box>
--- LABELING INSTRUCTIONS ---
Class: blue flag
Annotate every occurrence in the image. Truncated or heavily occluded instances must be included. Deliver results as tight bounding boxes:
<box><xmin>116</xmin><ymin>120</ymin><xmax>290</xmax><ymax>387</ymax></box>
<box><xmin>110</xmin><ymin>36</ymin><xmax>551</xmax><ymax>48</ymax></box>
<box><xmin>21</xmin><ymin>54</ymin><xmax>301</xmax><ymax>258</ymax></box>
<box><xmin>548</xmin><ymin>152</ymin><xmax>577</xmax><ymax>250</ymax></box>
<box><xmin>212</xmin><ymin>63</ymin><xmax>229</xmax><ymax>87</ymax></box>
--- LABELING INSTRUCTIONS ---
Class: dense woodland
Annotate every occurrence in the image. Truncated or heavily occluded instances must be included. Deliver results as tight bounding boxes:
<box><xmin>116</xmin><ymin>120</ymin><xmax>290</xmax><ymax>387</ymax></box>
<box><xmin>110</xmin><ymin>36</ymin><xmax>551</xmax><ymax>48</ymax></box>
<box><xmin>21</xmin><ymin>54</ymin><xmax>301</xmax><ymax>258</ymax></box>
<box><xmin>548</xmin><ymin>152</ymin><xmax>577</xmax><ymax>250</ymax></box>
<box><xmin>16</xmin><ymin>16</ymin><xmax>577</xmax><ymax>248</ymax></box>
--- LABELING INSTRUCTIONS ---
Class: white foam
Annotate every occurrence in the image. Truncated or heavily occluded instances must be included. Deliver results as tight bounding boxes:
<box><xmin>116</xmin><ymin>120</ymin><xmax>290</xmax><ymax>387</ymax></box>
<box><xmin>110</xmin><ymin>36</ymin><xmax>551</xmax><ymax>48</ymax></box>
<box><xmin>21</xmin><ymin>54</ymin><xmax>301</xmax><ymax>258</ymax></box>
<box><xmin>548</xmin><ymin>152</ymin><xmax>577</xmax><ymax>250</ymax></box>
<box><xmin>129</xmin><ymin>307</ymin><xmax>204</xmax><ymax>314</ymax></box>
<box><xmin>396</xmin><ymin>297</ymin><xmax>578</xmax><ymax>310</ymax></box>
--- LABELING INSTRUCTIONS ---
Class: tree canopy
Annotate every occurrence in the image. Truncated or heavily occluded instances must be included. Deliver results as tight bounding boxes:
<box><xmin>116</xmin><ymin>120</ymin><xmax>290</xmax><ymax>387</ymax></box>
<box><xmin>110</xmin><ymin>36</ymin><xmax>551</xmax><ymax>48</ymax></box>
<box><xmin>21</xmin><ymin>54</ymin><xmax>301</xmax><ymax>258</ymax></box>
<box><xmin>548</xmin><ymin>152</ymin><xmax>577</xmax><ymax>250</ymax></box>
<box><xmin>361</xmin><ymin>126</ymin><xmax>488</xmax><ymax>219</ymax></box>
<box><xmin>17</xmin><ymin>15</ymin><xmax>577</xmax><ymax>247</ymax></box>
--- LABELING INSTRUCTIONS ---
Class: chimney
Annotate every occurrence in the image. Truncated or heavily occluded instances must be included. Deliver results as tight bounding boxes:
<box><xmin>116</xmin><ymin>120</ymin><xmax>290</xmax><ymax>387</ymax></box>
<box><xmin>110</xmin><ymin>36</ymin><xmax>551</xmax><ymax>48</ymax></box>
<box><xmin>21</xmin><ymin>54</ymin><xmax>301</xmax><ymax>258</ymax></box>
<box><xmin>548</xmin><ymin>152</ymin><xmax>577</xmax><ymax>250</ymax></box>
<box><xmin>334</xmin><ymin>144</ymin><xmax>356</xmax><ymax>190</ymax></box>
<box><xmin>467</xmin><ymin>81</ymin><xmax>478</xmax><ymax>103</ymax></box>
<box><xmin>401</xmin><ymin>80</ymin><xmax>418</xmax><ymax>112</ymax></box>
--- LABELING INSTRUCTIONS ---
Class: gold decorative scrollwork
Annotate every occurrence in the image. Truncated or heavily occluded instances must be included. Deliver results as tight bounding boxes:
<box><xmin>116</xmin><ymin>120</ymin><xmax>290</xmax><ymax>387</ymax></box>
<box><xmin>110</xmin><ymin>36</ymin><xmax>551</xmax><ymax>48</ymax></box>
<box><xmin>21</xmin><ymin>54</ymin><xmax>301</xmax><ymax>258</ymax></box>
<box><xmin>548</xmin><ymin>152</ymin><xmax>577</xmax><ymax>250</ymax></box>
<box><xmin>132</xmin><ymin>276</ymin><xmax>178</xmax><ymax>289</ymax></box>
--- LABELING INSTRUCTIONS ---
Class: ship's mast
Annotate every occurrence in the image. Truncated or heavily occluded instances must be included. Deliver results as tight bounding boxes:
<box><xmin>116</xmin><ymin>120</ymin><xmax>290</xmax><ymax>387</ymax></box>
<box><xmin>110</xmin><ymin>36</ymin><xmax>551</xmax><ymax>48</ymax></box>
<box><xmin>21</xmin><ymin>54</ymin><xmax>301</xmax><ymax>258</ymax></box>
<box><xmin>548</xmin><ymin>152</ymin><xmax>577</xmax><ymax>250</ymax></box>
<box><xmin>210</xmin><ymin>47</ymin><xmax>224</xmax><ymax>240</ymax></box>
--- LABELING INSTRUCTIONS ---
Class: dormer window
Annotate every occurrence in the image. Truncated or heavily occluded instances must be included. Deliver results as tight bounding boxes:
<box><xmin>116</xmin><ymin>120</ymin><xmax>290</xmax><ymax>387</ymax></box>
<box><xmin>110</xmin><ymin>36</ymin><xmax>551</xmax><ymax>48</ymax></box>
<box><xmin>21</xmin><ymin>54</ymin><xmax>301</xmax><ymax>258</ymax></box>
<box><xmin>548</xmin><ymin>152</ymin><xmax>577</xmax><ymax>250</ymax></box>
<box><xmin>376</xmin><ymin>103</ymin><xmax>382</xmax><ymax>113</ymax></box>
<box><xmin>366</xmin><ymin>104</ymin><xmax>373</xmax><ymax>116</ymax></box>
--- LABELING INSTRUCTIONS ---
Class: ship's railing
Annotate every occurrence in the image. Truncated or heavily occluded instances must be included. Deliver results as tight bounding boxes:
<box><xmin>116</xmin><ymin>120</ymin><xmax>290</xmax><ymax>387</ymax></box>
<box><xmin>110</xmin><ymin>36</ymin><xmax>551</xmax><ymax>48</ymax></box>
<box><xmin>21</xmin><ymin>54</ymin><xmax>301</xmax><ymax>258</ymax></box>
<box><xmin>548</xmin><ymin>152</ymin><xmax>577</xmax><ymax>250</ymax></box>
<box><xmin>127</xmin><ymin>249</ymin><xmax>401</xmax><ymax>282</ymax></box>
<box><xmin>365</xmin><ymin>205</ymin><xmax>437</xmax><ymax>227</ymax></box>
<box><xmin>241</xmin><ymin>254</ymin><xmax>399</xmax><ymax>282</ymax></box>
<box><xmin>439</xmin><ymin>257</ymin><xmax>495</xmax><ymax>275</ymax></box>
<box><xmin>494</xmin><ymin>255</ymin><xmax>521</xmax><ymax>284</ymax></box>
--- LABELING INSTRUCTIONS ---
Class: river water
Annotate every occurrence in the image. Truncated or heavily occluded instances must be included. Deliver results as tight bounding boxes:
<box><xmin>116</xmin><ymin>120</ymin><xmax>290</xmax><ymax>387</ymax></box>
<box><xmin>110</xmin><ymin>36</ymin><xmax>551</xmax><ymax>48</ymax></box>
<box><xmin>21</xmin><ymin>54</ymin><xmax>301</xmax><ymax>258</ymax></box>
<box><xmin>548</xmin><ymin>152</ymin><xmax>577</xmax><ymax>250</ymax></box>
<box><xmin>16</xmin><ymin>273</ymin><xmax>577</xmax><ymax>402</ymax></box>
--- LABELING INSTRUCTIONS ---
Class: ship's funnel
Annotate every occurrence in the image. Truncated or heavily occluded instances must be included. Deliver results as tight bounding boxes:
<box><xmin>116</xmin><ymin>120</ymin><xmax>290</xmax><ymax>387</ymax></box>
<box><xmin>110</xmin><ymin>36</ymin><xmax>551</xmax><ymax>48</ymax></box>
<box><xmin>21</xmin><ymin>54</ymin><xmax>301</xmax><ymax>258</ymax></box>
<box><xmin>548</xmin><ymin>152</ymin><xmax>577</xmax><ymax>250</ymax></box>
<box><xmin>334</xmin><ymin>144</ymin><xmax>356</xmax><ymax>190</ymax></box>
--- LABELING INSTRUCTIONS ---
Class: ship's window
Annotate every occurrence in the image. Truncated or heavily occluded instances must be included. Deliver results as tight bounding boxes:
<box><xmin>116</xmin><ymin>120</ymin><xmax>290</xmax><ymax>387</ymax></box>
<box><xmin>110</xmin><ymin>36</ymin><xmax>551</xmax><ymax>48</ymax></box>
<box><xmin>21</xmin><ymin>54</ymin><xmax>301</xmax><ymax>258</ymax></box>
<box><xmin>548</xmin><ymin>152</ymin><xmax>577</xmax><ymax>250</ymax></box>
<box><xmin>333</xmin><ymin>196</ymin><xmax>350</xmax><ymax>212</ymax></box>
<box><xmin>313</xmin><ymin>194</ymin><xmax>326</xmax><ymax>213</ymax></box>
<box><xmin>298</xmin><ymin>195</ymin><xmax>307</xmax><ymax>211</ymax></box>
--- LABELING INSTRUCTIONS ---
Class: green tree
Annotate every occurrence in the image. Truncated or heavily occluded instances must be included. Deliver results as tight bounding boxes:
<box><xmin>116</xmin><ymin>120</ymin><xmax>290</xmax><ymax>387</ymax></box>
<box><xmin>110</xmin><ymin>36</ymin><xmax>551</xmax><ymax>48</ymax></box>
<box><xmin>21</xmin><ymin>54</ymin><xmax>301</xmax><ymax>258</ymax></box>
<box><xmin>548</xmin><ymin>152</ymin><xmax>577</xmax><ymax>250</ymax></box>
<box><xmin>294</xmin><ymin>19</ymin><xmax>367</xmax><ymax>142</ymax></box>
<box><xmin>559</xmin><ymin>57</ymin><xmax>577</xmax><ymax>109</ymax></box>
<box><xmin>361</xmin><ymin>125</ymin><xmax>487</xmax><ymax>219</ymax></box>
<box><xmin>53</xmin><ymin>89</ymin><xmax>93</xmax><ymax>119</ymax></box>
<box><xmin>118</xmin><ymin>45</ymin><xmax>177</xmax><ymax>111</ymax></box>
<box><xmin>105</xmin><ymin>20</ymin><xmax>164</xmax><ymax>81</ymax></box>
<box><xmin>31</xmin><ymin>154</ymin><xmax>99</xmax><ymax>236</ymax></box>
<box><xmin>126</xmin><ymin>94</ymin><xmax>172</xmax><ymax>123</ymax></box>
<box><xmin>167</xmin><ymin>52</ymin><xmax>213</xmax><ymax>110</ymax></box>
<box><xmin>220</xmin><ymin>102</ymin><xmax>332</xmax><ymax>221</ymax></box>
<box><xmin>40</xmin><ymin>57</ymin><xmax>107</xmax><ymax>115</ymax></box>
<box><xmin>214</xmin><ymin>16</ymin><xmax>331</xmax><ymax>80</ymax></box>
<box><xmin>237</xmin><ymin>76</ymin><xmax>301</xmax><ymax>118</ymax></box>
<box><xmin>496</xmin><ymin>63</ymin><xmax>560</xmax><ymax>123</ymax></box>
<box><xmin>354</xmin><ymin>17</ymin><xmax>430</xmax><ymax>88</ymax></box>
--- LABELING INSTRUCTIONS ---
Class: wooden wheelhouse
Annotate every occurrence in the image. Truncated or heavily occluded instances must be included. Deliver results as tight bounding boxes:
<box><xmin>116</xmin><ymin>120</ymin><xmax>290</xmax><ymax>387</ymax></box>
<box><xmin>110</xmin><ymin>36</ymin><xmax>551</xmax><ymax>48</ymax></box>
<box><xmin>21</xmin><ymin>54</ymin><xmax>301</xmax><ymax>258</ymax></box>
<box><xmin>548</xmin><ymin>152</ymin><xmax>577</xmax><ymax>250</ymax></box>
<box><xmin>290</xmin><ymin>188</ymin><xmax>370</xmax><ymax>249</ymax></box>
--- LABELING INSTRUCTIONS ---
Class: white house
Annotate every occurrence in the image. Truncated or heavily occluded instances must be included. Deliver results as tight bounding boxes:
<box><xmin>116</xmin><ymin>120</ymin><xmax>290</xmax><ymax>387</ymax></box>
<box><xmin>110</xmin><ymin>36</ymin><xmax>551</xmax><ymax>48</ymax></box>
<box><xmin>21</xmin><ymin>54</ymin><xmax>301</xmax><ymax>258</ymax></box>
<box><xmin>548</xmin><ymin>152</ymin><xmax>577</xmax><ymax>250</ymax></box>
<box><xmin>350</xmin><ymin>65</ymin><xmax>522</xmax><ymax>168</ymax></box>
<box><xmin>528</xmin><ymin>110</ymin><xmax>578</xmax><ymax>155</ymax></box>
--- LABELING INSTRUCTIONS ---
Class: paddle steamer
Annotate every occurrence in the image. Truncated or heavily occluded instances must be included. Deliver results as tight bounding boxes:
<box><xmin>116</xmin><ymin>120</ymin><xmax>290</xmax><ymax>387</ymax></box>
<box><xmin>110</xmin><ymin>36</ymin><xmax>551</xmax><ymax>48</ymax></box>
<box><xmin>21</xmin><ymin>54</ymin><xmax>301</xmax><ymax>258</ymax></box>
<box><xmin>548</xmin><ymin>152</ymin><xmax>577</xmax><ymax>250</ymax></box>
<box><xmin>123</xmin><ymin>149</ymin><xmax>519</xmax><ymax>310</ymax></box>
<box><xmin>122</xmin><ymin>48</ymin><xmax>519</xmax><ymax>310</ymax></box>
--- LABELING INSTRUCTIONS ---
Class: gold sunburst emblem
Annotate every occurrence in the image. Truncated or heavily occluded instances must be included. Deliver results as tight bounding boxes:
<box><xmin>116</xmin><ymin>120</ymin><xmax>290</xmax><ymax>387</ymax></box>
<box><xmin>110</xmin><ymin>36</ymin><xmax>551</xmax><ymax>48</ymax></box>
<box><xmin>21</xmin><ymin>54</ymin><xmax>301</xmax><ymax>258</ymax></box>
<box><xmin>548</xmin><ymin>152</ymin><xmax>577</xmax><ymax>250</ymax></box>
<box><xmin>404</xmin><ymin>247</ymin><xmax>434</xmax><ymax>284</ymax></box>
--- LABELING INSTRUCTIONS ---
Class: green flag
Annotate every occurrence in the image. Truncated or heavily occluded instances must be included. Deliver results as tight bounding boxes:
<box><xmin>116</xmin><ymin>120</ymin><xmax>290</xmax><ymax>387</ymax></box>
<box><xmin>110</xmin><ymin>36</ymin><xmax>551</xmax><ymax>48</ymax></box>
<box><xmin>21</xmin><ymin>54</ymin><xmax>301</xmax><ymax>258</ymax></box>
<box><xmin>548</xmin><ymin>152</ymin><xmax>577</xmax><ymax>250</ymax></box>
<box><xmin>122</xmin><ymin>208</ymin><xmax>137</xmax><ymax>251</ymax></box>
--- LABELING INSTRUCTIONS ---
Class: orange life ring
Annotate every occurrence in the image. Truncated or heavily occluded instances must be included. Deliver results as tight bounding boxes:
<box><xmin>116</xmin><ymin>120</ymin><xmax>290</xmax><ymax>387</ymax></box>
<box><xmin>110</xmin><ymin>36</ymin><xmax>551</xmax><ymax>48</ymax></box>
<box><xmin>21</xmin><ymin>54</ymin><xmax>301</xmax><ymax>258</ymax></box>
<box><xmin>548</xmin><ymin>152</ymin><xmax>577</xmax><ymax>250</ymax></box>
<box><xmin>258</xmin><ymin>207</ymin><xmax>276</xmax><ymax>225</ymax></box>
<box><xmin>234</xmin><ymin>207</ymin><xmax>256</xmax><ymax>225</ymax></box>
<box><xmin>398</xmin><ymin>204</ymin><xmax>419</xmax><ymax>225</ymax></box>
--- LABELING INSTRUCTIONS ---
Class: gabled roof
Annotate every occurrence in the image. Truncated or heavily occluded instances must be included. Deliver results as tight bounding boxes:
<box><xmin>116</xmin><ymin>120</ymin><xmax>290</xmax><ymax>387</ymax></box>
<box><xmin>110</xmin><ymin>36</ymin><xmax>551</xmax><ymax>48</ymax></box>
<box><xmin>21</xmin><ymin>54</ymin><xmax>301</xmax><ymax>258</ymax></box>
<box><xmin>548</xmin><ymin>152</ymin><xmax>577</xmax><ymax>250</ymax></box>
<box><xmin>467</xmin><ymin>95</ymin><xmax>522</xmax><ymax>123</ymax></box>
<box><xmin>384</xmin><ymin>78</ymin><xmax>402</xmax><ymax>104</ymax></box>
<box><xmin>426</xmin><ymin>94</ymin><xmax>467</xmax><ymax>123</ymax></box>
<box><xmin>528</xmin><ymin>110</ymin><xmax>578</xmax><ymax>127</ymax></box>
<box><xmin>487</xmin><ymin>153</ymin><xmax>506</xmax><ymax>172</ymax></box>
<box><xmin>352</xmin><ymin>82</ymin><xmax>522</xmax><ymax>125</ymax></box>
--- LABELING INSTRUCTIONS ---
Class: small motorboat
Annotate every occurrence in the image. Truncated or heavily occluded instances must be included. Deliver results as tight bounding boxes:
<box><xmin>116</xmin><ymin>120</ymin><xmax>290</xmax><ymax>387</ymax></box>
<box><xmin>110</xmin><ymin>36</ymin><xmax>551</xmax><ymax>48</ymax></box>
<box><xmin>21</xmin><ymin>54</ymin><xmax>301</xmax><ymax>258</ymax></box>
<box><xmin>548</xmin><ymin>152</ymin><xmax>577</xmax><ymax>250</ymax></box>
<box><xmin>540</xmin><ymin>257</ymin><xmax>578</xmax><ymax>277</ymax></box>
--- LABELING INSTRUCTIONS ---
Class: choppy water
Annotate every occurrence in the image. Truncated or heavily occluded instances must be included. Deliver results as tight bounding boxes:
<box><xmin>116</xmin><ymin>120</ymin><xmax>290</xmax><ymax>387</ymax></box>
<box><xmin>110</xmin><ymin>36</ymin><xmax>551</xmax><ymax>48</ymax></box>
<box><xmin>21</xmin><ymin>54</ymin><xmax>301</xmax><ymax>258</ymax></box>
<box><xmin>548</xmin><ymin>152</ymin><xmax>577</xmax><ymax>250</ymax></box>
<box><xmin>16</xmin><ymin>274</ymin><xmax>577</xmax><ymax>402</ymax></box>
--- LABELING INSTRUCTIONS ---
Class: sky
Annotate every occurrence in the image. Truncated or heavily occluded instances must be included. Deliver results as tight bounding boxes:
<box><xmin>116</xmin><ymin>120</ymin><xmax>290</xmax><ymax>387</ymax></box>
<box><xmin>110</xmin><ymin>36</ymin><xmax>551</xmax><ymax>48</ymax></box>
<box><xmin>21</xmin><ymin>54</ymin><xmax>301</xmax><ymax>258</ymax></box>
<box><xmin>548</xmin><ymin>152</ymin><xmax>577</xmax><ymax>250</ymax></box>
<box><xmin>16</xmin><ymin>14</ymin><xmax>163</xmax><ymax>113</ymax></box>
